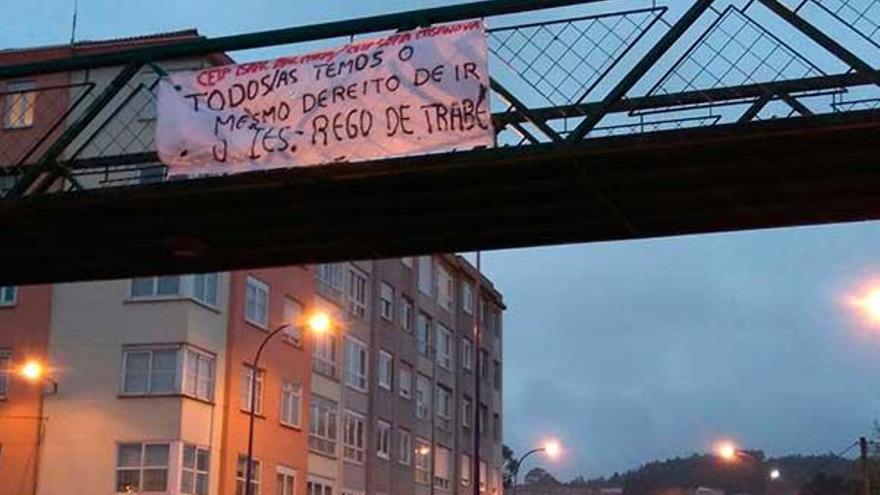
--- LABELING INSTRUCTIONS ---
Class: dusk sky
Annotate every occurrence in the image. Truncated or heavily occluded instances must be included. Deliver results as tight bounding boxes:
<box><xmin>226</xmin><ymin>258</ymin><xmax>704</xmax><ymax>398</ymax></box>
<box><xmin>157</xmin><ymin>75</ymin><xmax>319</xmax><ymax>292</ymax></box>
<box><xmin>5</xmin><ymin>0</ymin><xmax>880</xmax><ymax>481</ymax></box>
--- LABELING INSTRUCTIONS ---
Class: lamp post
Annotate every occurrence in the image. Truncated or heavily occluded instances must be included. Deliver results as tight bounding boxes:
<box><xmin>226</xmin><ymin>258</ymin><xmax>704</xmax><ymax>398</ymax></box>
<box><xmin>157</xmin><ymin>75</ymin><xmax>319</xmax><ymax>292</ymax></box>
<box><xmin>716</xmin><ymin>441</ymin><xmax>780</xmax><ymax>494</ymax></box>
<box><xmin>512</xmin><ymin>441</ymin><xmax>562</xmax><ymax>495</ymax></box>
<box><xmin>19</xmin><ymin>359</ymin><xmax>57</xmax><ymax>495</ymax></box>
<box><xmin>244</xmin><ymin>312</ymin><xmax>332</xmax><ymax>495</ymax></box>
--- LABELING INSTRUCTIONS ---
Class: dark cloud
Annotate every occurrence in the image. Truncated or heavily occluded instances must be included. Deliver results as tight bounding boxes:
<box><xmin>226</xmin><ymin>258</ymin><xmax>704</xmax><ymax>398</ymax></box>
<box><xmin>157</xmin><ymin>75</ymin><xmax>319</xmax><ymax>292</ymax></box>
<box><xmin>479</xmin><ymin>222</ymin><xmax>880</xmax><ymax>480</ymax></box>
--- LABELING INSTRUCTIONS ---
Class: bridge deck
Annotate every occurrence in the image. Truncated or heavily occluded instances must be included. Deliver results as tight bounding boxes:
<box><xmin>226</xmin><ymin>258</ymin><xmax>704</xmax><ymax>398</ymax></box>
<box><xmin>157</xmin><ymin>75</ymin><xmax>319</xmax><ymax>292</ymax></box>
<box><xmin>2</xmin><ymin>109</ymin><xmax>879</xmax><ymax>285</ymax></box>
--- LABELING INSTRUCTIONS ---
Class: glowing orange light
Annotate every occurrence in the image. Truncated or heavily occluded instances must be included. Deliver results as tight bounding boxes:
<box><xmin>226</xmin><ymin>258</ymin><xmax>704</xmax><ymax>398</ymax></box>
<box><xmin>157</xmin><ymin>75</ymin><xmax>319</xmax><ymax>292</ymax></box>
<box><xmin>850</xmin><ymin>286</ymin><xmax>880</xmax><ymax>324</ymax></box>
<box><xmin>21</xmin><ymin>361</ymin><xmax>44</xmax><ymax>381</ymax></box>
<box><xmin>417</xmin><ymin>445</ymin><xmax>431</xmax><ymax>456</ymax></box>
<box><xmin>716</xmin><ymin>442</ymin><xmax>738</xmax><ymax>461</ymax></box>
<box><xmin>543</xmin><ymin>440</ymin><xmax>562</xmax><ymax>459</ymax></box>
<box><xmin>307</xmin><ymin>312</ymin><xmax>332</xmax><ymax>334</ymax></box>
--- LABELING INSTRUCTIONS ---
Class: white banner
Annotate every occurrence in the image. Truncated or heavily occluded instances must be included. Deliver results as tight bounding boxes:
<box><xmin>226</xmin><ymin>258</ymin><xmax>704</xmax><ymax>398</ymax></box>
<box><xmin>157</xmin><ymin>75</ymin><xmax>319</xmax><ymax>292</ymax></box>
<box><xmin>156</xmin><ymin>20</ymin><xmax>493</xmax><ymax>175</ymax></box>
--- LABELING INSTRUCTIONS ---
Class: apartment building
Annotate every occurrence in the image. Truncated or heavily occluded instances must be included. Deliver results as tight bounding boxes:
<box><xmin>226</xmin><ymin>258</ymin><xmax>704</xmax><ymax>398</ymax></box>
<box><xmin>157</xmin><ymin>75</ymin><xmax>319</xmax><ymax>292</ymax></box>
<box><xmin>0</xmin><ymin>31</ymin><xmax>505</xmax><ymax>495</ymax></box>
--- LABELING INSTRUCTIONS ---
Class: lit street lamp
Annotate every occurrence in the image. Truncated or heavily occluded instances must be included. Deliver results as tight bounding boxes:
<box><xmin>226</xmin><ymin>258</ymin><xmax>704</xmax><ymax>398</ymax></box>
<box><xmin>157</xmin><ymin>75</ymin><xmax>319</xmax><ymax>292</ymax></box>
<box><xmin>18</xmin><ymin>359</ymin><xmax>58</xmax><ymax>495</ymax></box>
<box><xmin>244</xmin><ymin>311</ymin><xmax>335</xmax><ymax>495</ymax></box>
<box><xmin>511</xmin><ymin>440</ymin><xmax>562</xmax><ymax>495</ymax></box>
<box><xmin>846</xmin><ymin>284</ymin><xmax>880</xmax><ymax>326</ymax></box>
<box><xmin>20</xmin><ymin>359</ymin><xmax>58</xmax><ymax>394</ymax></box>
<box><xmin>715</xmin><ymin>441</ymin><xmax>781</xmax><ymax>485</ymax></box>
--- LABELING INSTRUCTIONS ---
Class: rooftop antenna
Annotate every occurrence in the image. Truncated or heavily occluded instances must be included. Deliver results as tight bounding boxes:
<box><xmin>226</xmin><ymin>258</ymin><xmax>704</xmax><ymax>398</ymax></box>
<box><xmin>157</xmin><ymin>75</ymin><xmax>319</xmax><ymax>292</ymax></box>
<box><xmin>70</xmin><ymin>0</ymin><xmax>79</xmax><ymax>45</ymax></box>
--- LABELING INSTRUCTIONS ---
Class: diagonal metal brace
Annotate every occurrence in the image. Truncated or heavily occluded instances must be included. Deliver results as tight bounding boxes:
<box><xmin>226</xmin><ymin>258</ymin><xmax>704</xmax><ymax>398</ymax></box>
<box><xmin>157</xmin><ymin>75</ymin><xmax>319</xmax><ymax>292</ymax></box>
<box><xmin>490</xmin><ymin>78</ymin><xmax>563</xmax><ymax>142</ymax></box>
<box><xmin>566</xmin><ymin>0</ymin><xmax>715</xmax><ymax>141</ymax></box>
<box><xmin>6</xmin><ymin>62</ymin><xmax>143</xmax><ymax>198</ymax></box>
<box><xmin>758</xmin><ymin>0</ymin><xmax>876</xmax><ymax>76</ymax></box>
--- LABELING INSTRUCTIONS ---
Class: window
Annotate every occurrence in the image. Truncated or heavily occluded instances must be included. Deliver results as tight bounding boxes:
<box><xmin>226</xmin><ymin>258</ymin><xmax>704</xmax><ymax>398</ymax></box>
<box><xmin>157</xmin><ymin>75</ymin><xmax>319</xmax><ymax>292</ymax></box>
<box><xmin>415</xmin><ymin>438</ymin><xmax>431</xmax><ymax>484</ymax></box>
<box><xmin>437</xmin><ymin>265</ymin><xmax>454</xmax><ymax>310</ymax></box>
<box><xmin>191</xmin><ymin>274</ymin><xmax>218</xmax><ymax>307</ymax></box>
<box><xmin>181</xmin><ymin>444</ymin><xmax>210</xmax><ymax>495</ymax></box>
<box><xmin>246</xmin><ymin>276</ymin><xmax>269</xmax><ymax>328</ymax></box>
<box><xmin>241</xmin><ymin>366</ymin><xmax>264</xmax><ymax>414</ymax></box>
<box><xmin>121</xmin><ymin>347</ymin><xmax>178</xmax><ymax>395</ymax></box>
<box><xmin>345</xmin><ymin>337</ymin><xmax>368</xmax><ymax>392</ymax></box>
<box><xmin>131</xmin><ymin>275</ymin><xmax>181</xmax><ymax>298</ymax></box>
<box><xmin>399</xmin><ymin>362</ymin><xmax>413</xmax><ymax>399</ymax></box>
<box><xmin>462</xmin><ymin>396</ymin><xmax>473</xmax><ymax>428</ymax></box>
<box><xmin>376</xmin><ymin>419</ymin><xmax>391</xmax><ymax>459</ymax></box>
<box><xmin>0</xmin><ymin>286</ymin><xmax>17</xmax><ymax>306</ymax></box>
<box><xmin>480</xmin><ymin>349</ymin><xmax>489</xmax><ymax>379</ymax></box>
<box><xmin>116</xmin><ymin>442</ymin><xmax>170</xmax><ymax>493</ymax></box>
<box><xmin>418</xmin><ymin>256</ymin><xmax>433</xmax><ymax>296</ymax></box>
<box><xmin>236</xmin><ymin>455</ymin><xmax>261</xmax><ymax>495</ymax></box>
<box><xmin>307</xmin><ymin>478</ymin><xmax>333</xmax><ymax>495</ymax></box>
<box><xmin>122</xmin><ymin>346</ymin><xmax>213</xmax><ymax>399</ymax></box>
<box><xmin>379</xmin><ymin>283</ymin><xmax>394</xmax><ymax>320</ymax></box>
<box><xmin>400</xmin><ymin>296</ymin><xmax>413</xmax><ymax>332</ymax></box>
<box><xmin>479</xmin><ymin>404</ymin><xmax>489</xmax><ymax>435</ymax></box>
<box><xmin>343</xmin><ymin>410</ymin><xmax>366</xmax><ymax>463</ymax></box>
<box><xmin>435</xmin><ymin>324</ymin><xmax>453</xmax><ymax>370</ymax></box>
<box><xmin>347</xmin><ymin>269</ymin><xmax>367</xmax><ymax>320</ymax></box>
<box><xmin>462</xmin><ymin>282</ymin><xmax>474</xmax><ymax>314</ymax></box>
<box><xmin>0</xmin><ymin>351</ymin><xmax>9</xmax><ymax>398</ymax></box>
<box><xmin>462</xmin><ymin>338</ymin><xmax>473</xmax><ymax>371</ymax></box>
<box><xmin>309</xmin><ymin>395</ymin><xmax>338</xmax><ymax>456</ymax></box>
<box><xmin>417</xmin><ymin>312</ymin><xmax>431</xmax><ymax>357</ymax></box>
<box><xmin>378</xmin><ymin>351</ymin><xmax>393</xmax><ymax>390</ymax></box>
<box><xmin>434</xmin><ymin>445</ymin><xmax>452</xmax><ymax>490</ymax></box>
<box><xmin>435</xmin><ymin>385</ymin><xmax>452</xmax><ymax>430</ymax></box>
<box><xmin>482</xmin><ymin>301</ymin><xmax>493</xmax><ymax>337</ymax></box>
<box><xmin>312</xmin><ymin>331</ymin><xmax>338</xmax><ymax>378</ymax></box>
<box><xmin>4</xmin><ymin>80</ymin><xmax>36</xmax><ymax>129</ymax></box>
<box><xmin>130</xmin><ymin>275</ymin><xmax>217</xmax><ymax>306</ymax></box>
<box><xmin>493</xmin><ymin>413</ymin><xmax>501</xmax><ymax>441</ymax></box>
<box><xmin>479</xmin><ymin>460</ymin><xmax>488</xmax><ymax>493</ymax></box>
<box><xmin>493</xmin><ymin>359</ymin><xmax>502</xmax><ymax>391</ymax></box>
<box><xmin>398</xmin><ymin>428</ymin><xmax>412</xmax><ymax>465</ymax></box>
<box><xmin>416</xmin><ymin>374</ymin><xmax>431</xmax><ymax>420</ymax></box>
<box><xmin>282</xmin><ymin>298</ymin><xmax>303</xmax><ymax>345</ymax></box>
<box><xmin>316</xmin><ymin>263</ymin><xmax>343</xmax><ymax>289</ymax></box>
<box><xmin>276</xmin><ymin>466</ymin><xmax>297</xmax><ymax>495</ymax></box>
<box><xmin>183</xmin><ymin>349</ymin><xmax>215</xmax><ymax>401</ymax></box>
<box><xmin>460</xmin><ymin>454</ymin><xmax>472</xmax><ymax>486</ymax></box>
<box><xmin>281</xmin><ymin>382</ymin><xmax>302</xmax><ymax>428</ymax></box>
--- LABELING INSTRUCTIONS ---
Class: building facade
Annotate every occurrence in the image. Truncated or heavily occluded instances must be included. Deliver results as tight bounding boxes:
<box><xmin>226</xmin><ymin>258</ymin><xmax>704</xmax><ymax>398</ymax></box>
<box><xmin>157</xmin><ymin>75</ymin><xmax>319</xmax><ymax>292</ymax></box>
<box><xmin>0</xmin><ymin>33</ymin><xmax>505</xmax><ymax>495</ymax></box>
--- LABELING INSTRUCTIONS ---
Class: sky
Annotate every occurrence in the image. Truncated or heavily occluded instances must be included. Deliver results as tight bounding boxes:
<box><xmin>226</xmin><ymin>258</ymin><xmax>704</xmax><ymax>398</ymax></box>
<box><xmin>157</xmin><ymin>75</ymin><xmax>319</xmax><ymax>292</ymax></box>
<box><xmin>4</xmin><ymin>0</ymin><xmax>880</xmax><ymax>481</ymax></box>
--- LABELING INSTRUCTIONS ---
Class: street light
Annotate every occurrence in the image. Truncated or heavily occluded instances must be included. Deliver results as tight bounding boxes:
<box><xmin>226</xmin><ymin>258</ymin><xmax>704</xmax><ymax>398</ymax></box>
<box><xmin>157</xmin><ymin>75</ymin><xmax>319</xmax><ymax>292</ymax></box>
<box><xmin>846</xmin><ymin>284</ymin><xmax>880</xmax><ymax>325</ymax></box>
<box><xmin>20</xmin><ymin>359</ymin><xmax>58</xmax><ymax>394</ymax></box>
<box><xmin>244</xmin><ymin>311</ymin><xmax>336</xmax><ymax>495</ymax></box>
<box><xmin>716</xmin><ymin>442</ymin><xmax>738</xmax><ymax>462</ymax></box>
<box><xmin>511</xmin><ymin>440</ymin><xmax>563</xmax><ymax>495</ymax></box>
<box><xmin>715</xmin><ymin>441</ymin><xmax>780</xmax><ymax>487</ymax></box>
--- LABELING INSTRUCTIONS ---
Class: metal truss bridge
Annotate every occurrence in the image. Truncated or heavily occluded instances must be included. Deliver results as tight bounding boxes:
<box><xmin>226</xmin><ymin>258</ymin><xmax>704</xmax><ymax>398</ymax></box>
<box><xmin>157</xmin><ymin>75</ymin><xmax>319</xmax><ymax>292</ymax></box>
<box><xmin>0</xmin><ymin>0</ymin><xmax>879</xmax><ymax>284</ymax></box>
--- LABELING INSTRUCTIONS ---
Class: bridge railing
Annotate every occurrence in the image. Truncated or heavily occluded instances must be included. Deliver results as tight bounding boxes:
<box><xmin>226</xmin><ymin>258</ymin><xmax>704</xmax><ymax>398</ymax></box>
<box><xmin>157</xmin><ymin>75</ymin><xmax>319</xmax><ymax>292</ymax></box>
<box><xmin>0</xmin><ymin>0</ymin><xmax>877</xmax><ymax>197</ymax></box>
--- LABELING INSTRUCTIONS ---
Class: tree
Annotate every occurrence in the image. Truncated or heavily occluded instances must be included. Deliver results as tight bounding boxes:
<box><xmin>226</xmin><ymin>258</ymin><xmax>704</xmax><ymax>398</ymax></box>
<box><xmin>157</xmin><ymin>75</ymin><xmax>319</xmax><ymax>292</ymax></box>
<box><xmin>524</xmin><ymin>467</ymin><xmax>561</xmax><ymax>485</ymax></box>
<box><xmin>503</xmin><ymin>445</ymin><xmax>517</xmax><ymax>489</ymax></box>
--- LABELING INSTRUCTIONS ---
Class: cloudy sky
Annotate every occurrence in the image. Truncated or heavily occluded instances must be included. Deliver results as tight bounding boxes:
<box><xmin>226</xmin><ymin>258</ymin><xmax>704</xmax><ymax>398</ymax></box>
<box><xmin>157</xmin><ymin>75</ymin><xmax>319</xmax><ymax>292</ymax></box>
<box><xmin>5</xmin><ymin>0</ymin><xmax>880</xmax><ymax>481</ymax></box>
<box><xmin>482</xmin><ymin>224</ymin><xmax>880</xmax><ymax>479</ymax></box>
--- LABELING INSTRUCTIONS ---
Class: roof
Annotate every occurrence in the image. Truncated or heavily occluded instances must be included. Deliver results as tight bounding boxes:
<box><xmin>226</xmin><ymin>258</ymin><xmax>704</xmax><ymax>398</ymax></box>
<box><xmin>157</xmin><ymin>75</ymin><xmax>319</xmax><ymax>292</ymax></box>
<box><xmin>0</xmin><ymin>29</ymin><xmax>232</xmax><ymax>67</ymax></box>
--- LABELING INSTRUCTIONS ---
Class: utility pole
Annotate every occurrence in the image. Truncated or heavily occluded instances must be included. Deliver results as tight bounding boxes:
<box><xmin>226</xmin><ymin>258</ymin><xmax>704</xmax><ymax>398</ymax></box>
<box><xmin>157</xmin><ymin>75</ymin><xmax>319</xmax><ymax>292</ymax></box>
<box><xmin>861</xmin><ymin>436</ymin><xmax>871</xmax><ymax>495</ymax></box>
<box><xmin>473</xmin><ymin>251</ymin><xmax>482</xmax><ymax>495</ymax></box>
